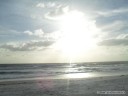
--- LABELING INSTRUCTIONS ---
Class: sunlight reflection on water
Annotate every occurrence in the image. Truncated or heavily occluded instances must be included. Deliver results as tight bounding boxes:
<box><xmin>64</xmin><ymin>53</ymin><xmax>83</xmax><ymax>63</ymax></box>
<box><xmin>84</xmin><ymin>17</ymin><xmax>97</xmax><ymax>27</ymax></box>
<box><xmin>65</xmin><ymin>73</ymin><xmax>95</xmax><ymax>79</ymax></box>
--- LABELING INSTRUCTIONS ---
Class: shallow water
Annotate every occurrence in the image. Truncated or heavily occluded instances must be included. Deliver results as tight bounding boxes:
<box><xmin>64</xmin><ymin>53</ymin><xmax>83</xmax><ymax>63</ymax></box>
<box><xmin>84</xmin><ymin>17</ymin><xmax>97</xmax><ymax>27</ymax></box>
<box><xmin>0</xmin><ymin>61</ymin><xmax>128</xmax><ymax>80</ymax></box>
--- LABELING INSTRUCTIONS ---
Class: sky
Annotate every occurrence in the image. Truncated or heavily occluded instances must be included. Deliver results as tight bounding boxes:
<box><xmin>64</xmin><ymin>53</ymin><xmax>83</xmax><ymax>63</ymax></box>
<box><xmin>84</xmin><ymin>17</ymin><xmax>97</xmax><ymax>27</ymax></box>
<box><xmin>0</xmin><ymin>0</ymin><xmax>128</xmax><ymax>63</ymax></box>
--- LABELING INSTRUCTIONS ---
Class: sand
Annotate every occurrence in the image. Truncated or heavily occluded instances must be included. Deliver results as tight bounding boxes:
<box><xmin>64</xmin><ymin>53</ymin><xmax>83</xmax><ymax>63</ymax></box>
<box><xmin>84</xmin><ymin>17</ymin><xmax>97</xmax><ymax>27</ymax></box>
<box><xmin>0</xmin><ymin>75</ymin><xmax>128</xmax><ymax>96</ymax></box>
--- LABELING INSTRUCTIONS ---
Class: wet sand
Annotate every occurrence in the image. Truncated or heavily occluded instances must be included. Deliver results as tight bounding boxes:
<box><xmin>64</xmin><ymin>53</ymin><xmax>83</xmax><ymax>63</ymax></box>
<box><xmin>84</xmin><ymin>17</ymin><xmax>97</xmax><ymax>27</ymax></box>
<box><xmin>0</xmin><ymin>75</ymin><xmax>128</xmax><ymax>96</ymax></box>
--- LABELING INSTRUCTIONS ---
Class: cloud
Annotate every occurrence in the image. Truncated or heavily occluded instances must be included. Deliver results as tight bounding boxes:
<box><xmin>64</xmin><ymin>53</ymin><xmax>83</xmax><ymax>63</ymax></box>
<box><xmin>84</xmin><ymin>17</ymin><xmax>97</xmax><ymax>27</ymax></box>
<box><xmin>96</xmin><ymin>7</ymin><xmax>128</xmax><ymax>17</ymax></box>
<box><xmin>100</xmin><ymin>20</ymin><xmax>126</xmax><ymax>32</ymax></box>
<box><xmin>24</xmin><ymin>29</ymin><xmax>44</xmax><ymax>37</ymax></box>
<box><xmin>36</xmin><ymin>3</ymin><xmax>45</xmax><ymax>8</ymax></box>
<box><xmin>0</xmin><ymin>40</ymin><xmax>54</xmax><ymax>51</ymax></box>
<box><xmin>96</xmin><ymin>20</ymin><xmax>128</xmax><ymax>40</ymax></box>
<box><xmin>95</xmin><ymin>7</ymin><xmax>128</xmax><ymax>35</ymax></box>
<box><xmin>0</xmin><ymin>26</ymin><xmax>20</xmax><ymax>36</ymax></box>
<box><xmin>98</xmin><ymin>39</ymin><xmax>128</xmax><ymax>46</ymax></box>
<box><xmin>97</xmin><ymin>20</ymin><xmax>128</xmax><ymax>46</ymax></box>
<box><xmin>44</xmin><ymin>6</ymin><xmax>69</xmax><ymax>20</ymax></box>
<box><xmin>117</xmin><ymin>34</ymin><xmax>128</xmax><ymax>39</ymax></box>
<box><xmin>24</xmin><ymin>28</ymin><xmax>62</xmax><ymax>41</ymax></box>
<box><xmin>36</xmin><ymin>2</ymin><xmax>56</xmax><ymax>8</ymax></box>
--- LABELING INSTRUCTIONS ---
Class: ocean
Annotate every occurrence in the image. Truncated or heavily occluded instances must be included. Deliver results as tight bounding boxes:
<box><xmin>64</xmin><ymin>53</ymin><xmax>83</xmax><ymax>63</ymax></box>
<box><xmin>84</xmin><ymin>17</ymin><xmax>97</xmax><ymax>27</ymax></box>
<box><xmin>0</xmin><ymin>61</ymin><xmax>128</xmax><ymax>80</ymax></box>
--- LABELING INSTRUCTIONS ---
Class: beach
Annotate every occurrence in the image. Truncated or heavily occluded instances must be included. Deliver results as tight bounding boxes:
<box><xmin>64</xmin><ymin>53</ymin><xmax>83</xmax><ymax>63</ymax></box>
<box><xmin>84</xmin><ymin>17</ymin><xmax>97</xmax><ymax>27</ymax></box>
<box><xmin>0</xmin><ymin>75</ymin><xmax>127</xmax><ymax>96</ymax></box>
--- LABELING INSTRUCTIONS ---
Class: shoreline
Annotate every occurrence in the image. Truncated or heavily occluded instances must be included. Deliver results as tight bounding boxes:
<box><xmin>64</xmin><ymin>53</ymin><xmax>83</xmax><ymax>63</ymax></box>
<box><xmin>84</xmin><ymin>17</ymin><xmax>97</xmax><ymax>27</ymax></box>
<box><xmin>0</xmin><ymin>74</ymin><xmax>127</xmax><ymax>85</ymax></box>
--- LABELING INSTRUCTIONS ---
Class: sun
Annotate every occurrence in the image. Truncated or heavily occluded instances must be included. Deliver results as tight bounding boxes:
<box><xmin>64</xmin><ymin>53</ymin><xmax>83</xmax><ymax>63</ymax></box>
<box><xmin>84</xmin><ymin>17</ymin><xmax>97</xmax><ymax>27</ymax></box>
<box><xmin>54</xmin><ymin>10</ymin><xmax>99</xmax><ymax>58</ymax></box>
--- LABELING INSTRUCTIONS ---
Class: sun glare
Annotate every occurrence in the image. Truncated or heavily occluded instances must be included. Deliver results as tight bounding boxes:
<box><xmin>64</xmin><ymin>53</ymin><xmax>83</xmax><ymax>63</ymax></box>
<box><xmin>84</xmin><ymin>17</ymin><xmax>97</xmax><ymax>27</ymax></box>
<box><xmin>66</xmin><ymin>73</ymin><xmax>94</xmax><ymax>79</ymax></box>
<box><xmin>54</xmin><ymin>10</ymin><xmax>100</xmax><ymax>57</ymax></box>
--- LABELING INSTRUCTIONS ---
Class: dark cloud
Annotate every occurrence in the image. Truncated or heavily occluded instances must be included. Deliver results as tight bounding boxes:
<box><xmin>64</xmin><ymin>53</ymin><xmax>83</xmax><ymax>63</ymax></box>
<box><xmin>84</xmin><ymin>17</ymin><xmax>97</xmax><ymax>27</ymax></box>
<box><xmin>0</xmin><ymin>40</ymin><xmax>55</xmax><ymax>51</ymax></box>
<box><xmin>98</xmin><ymin>39</ymin><xmax>128</xmax><ymax>46</ymax></box>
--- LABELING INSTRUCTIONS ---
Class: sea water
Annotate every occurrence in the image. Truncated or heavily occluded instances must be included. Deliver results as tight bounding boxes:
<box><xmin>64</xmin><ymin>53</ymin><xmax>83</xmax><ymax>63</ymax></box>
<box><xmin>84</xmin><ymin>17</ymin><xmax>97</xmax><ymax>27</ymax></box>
<box><xmin>0</xmin><ymin>61</ymin><xmax>128</xmax><ymax>80</ymax></box>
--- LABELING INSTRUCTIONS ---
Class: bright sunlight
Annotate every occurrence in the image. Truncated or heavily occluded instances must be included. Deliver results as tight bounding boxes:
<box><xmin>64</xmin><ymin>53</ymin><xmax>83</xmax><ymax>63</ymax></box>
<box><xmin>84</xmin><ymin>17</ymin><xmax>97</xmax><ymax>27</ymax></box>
<box><xmin>54</xmin><ymin>10</ymin><xmax>100</xmax><ymax>58</ymax></box>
